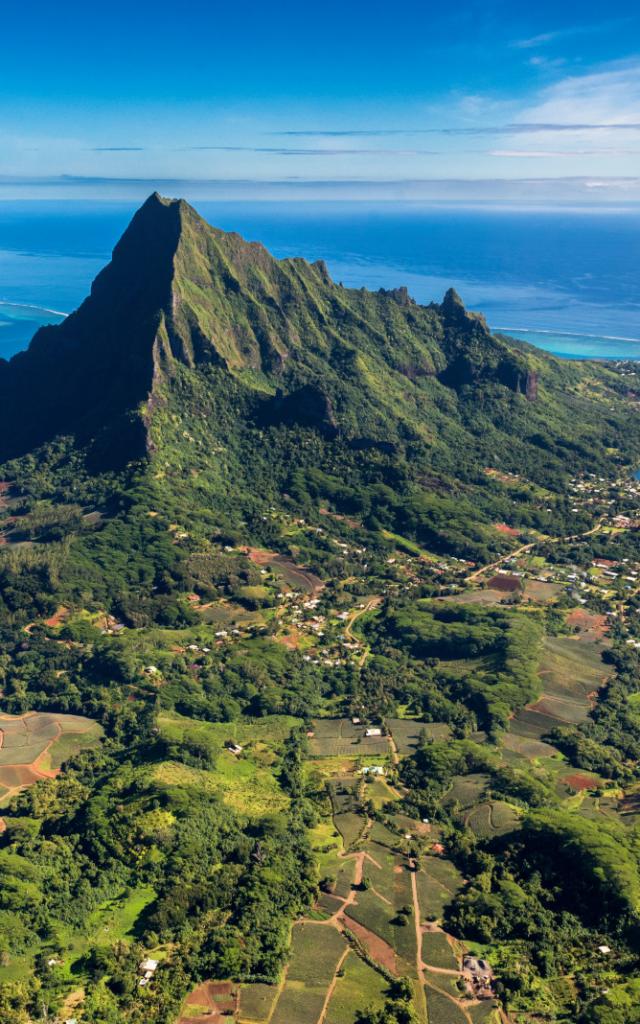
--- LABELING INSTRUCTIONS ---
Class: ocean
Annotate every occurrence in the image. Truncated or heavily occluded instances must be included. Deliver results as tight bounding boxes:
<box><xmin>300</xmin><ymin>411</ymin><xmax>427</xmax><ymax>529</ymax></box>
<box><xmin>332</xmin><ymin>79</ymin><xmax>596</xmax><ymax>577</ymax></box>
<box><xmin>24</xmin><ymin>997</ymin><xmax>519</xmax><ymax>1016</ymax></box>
<box><xmin>1</xmin><ymin>200</ymin><xmax>639</xmax><ymax>361</ymax></box>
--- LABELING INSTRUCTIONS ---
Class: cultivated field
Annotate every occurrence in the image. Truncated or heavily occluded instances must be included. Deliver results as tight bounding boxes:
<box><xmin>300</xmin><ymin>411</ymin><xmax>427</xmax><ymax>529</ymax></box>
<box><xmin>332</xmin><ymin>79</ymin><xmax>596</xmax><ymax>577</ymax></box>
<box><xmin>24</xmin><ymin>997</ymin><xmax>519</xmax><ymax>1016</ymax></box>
<box><xmin>308</xmin><ymin>718</ymin><xmax>390</xmax><ymax>758</ymax></box>
<box><xmin>507</xmin><ymin>634</ymin><xmax>612</xmax><ymax>762</ymax></box>
<box><xmin>386</xmin><ymin>719</ymin><xmax>451</xmax><ymax>755</ymax></box>
<box><xmin>0</xmin><ymin>711</ymin><xmax>102</xmax><ymax>804</ymax></box>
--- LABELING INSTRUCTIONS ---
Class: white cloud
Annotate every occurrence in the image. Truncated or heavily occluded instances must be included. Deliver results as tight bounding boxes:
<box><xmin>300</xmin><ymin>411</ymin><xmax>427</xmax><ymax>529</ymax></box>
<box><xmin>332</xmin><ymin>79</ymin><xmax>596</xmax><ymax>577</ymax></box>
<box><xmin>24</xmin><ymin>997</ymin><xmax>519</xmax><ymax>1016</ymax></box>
<box><xmin>516</xmin><ymin>60</ymin><xmax>640</xmax><ymax>135</ymax></box>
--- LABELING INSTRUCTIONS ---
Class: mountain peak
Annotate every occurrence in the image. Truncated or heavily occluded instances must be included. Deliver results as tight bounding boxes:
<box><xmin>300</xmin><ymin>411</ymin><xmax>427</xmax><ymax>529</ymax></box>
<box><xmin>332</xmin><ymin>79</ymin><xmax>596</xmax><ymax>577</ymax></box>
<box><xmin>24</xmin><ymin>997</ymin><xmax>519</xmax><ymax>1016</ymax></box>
<box><xmin>441</xmin><ymin>287</ymin><xmax>465</xmax><ymax>314</ymax></box>
<box><xmin>0</xmin><ymin>196</ymin><xmax>540</xmax><ymax>469</ymax></box>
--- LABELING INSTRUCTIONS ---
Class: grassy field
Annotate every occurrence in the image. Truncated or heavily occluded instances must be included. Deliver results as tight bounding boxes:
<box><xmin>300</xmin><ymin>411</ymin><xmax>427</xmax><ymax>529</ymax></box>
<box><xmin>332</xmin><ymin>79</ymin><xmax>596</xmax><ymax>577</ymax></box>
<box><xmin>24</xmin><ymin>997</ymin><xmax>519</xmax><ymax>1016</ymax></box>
<box><xmin>152</xmin><ymin>756</ymin><xmax>288</xmax><ymax>818</ymax></box>
<box><xmin>422</xmin><ymin>931</ymin><xmax>460</xmax><ymax>970</ymax></box>
<box><xmin>469</xmin><ymin>1003</ymin><xmax>502</xmax><ymax>1023</ymax></box>
<box><xmin>155</xmin><ymin>712</ymin><xmax>301</xmax><ymax>818</ymax></box>
<box><xmin>269</xmin><ymin>923</ymin><xmax>348</xmax><ymax>1024</ymax></box>
<box><xmin>158</xmin><ymin>710</ymin><xmax>300</xmax><ymax>752</ymax></box>
<box><xmin>239</xmin><ymin>982</ymin><xmax>280</xmax><ymax>1022</ymax></box>
<box><xmin>334</xmin><ymin>812</ymin><xmax>365</xmax><ymax>849</ymax></box>
<box><xmin>325</xmin><ymin>951</ymin><xmax>388</xmax><ymax>1024</ymax></box>
<box><xmin>425</xmin><ymin>986</ymin><xmax>469</xmax><ymax>1024</ymax></box>
<box><xmin>44</xmin><ymin>885</ymin><xmax>159</xmax><ymax>985</ymax></box>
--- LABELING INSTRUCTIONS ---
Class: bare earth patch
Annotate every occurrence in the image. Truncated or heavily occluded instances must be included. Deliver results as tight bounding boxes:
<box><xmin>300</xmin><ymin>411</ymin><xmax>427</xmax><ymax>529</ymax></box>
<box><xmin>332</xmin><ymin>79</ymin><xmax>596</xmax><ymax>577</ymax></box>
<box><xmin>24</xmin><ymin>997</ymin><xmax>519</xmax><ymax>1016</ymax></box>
<box><xmin>340</xmin><ymin>915</ymin><xmax>397</xmax><ymax>974</ymax></box>
<box><xmin>562</xmin><ymin>773</ymin><xmax>599</xmax><ymax>792</ymax></box>
<box><xmin>494</xmin><ymin>523</ymin><xmax>519</xmax><ymax>537</ymax></box>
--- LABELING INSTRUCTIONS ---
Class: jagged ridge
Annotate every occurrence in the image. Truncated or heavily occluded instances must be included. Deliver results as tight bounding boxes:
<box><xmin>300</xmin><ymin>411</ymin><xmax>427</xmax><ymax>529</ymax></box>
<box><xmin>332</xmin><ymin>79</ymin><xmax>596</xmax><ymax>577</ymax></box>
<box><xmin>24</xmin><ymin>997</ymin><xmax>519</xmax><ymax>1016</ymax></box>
<box><xmin>0</xmin><ymin>193</ymin><xmax>547</xmax><ymax>467</ymax></box>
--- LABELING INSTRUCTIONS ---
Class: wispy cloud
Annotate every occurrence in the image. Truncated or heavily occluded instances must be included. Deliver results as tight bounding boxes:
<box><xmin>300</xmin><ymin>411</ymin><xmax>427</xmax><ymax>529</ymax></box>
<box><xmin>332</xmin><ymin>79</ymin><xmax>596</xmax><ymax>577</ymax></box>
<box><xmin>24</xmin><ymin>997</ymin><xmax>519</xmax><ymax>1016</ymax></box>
<box><xmin>518</xmin><ymin>61</ymin><xmax>640</xmax><ymax>123</ymax></box>
<box><xmin>492</xmin><ymin>149</ymin><xmax>640</xmax><ymax>157</ymax></box>
<box><xmin>90</xmin><ymin>146</ymin><xmax>146</xmax><ymax>152</ymax></box>
<box><xmin>512</xmin><ymin>18</ymin><xmax>632</xmax><ymax>49</ymax></box>
<box><xmin>184</xmin><ymin>145</ymin><xmax>441</xmax><ymax>155</ymax></box>
<box><xmin>275</xmin><ymin>123</ymin><xmax>640</xmax><ymax>138</ymax></box>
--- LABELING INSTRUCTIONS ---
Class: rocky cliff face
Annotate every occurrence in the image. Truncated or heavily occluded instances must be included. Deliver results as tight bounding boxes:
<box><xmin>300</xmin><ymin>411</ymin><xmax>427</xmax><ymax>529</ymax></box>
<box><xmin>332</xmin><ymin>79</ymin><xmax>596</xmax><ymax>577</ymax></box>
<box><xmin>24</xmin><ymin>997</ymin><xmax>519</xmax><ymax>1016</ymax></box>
<box><xmin>0</xmin><ymin>195</ymin><xmax>543</xmax><ymax>468</ymax></box>
<box><xmin>437</xmin><ymin>288</ymin><xmax>534</xmax><ymax>395</ymax></box>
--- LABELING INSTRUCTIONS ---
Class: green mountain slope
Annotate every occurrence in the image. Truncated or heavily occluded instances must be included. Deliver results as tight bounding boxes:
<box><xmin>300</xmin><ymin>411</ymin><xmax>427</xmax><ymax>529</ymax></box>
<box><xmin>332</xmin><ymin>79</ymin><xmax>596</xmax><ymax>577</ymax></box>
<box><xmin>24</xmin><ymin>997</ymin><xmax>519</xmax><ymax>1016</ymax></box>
<box><xmin>2</xmin><ymin>196</ymin><xmax>640</xmax><ymax>1024</ymax></box>
<box><xmin>0</xmin><ymin>193</ymin><xmax>637</xmax><ymax>573</ymax></box>
<box><xmin>0</xmin><ymin>193</ymin><xmax>634</xmax><ymax>474</ymax></box>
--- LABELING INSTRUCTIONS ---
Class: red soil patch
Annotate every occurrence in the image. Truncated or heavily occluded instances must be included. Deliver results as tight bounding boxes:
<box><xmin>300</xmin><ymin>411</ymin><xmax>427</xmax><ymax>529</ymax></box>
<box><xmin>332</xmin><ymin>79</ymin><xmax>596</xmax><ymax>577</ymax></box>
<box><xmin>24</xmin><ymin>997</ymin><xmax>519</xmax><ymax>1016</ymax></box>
<box><xmin>44</xmin><ymin>606</ymin><xmax>69</xmax><ymax>629</ymax></box>
<box><xmin>488</xmin><ymin>575</ymin><xmax>522</xmax><ymax>592</ymax></box>
<box><xmin>274</xmin><ymin>629</ymin><xmax>303</xmax><ymax>650</ymax></box>
<box><xmin>562</xmin><ymin>773</ymin><xmax>598</xmax><ymax>792</ymax></box>
<box><xmin>566</xmin><ymin>608</ymin><xmax>609</xmax><ymax>639</ymax></box>
<box><xmin>341</xmin><ymin>915</ymin><xmax>397</xmax><ymax>974</ymax></box>
<box><xmin>178</xmin><ymin>981</ymin><xmax>237</xmax><ymax>1023</ymax></box>
<box><xmin>247</xmin><ymin>547</ymin><xmax>275</xmax><ymax>566</ymax></box>
<box><xmin>0</xmin><ymin>764</ymin><xmax>44</xmax><ymax>789</ymax></box>
<box><xmin>494</xmin><ymin>523</ymin><xmax>519</xmax><ymax>537</ymax></box>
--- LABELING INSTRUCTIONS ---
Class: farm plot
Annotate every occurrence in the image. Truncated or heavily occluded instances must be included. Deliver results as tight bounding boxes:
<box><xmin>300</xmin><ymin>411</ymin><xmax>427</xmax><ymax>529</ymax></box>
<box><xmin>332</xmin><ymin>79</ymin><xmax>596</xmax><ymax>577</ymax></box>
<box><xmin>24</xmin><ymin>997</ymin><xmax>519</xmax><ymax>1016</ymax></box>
<box><xmin>539</xmin><ymin>636</ymin><xmax>610</xmax><ymax>704</ymax></box>
<box><xmin>421</xmin><ymin>931</ymin><xmax>460</xmax><ymax>971</ymax></box>
<box><xmin>416</xmin><ymin>857</ymin><xmax>465</xmax><ymax>921</ymax></box>
<box><xmin>386</xmin><ymin>719</ymin><xmax>451</xmax><ymax>755</ymax></box>
<box><xmin>0</xmin><ymin>712</ymin><xmax>102</xmax><ymax>802</ymax></box>
<box><xmin>334</xmin><ymin>812</ymin><xmax>365</xmax><ymax>849</ymax></box>
<box><xmin>240</xmin><ymin>982</ymin><xmax>279</xmax><ymax>1023</ymax></box>
<box><xmin>309</xmin><ymin>719</ymin><xmax>390</xmax><ymax>758</ymax></box>
<box><xmin>501</xmin><ymin>729</ymin><xmax>560</xmax><ymax>761</ymax></box>
<box><xmin>346</xmin><ymin>889</ymin><xmax>396</xmax><ymax>948</ymax></box>
<box><xmin>465</xmin><ymin>800</ymin><xmax>520</xmax><ymax>839</ymax></box>
<box><xmin>507</xmin><ymin>636</ymin><xmax>611</xmax><ymax>759</ymax></box>
<box><xmin>328</xmin><ymin>776</ymin><xmax>361</xmax><ymax>814</ymax></box>
<box><xmin>425</xmin><ymin>985</ymin><xmax>469</xmax><ymax>1024</ymax></box>
<box><xmin>325</xmin><ymin>951</ymin><xmax>388</xmax><ymax>1024</ymax></box>
<box><xmin>270</xmin><ymin>923</ymin><xmax>348</xmax><ymax>1024</ymax></box>
<box><xmin>522</xmin><ymin>579</ymin><xmax>564</xmax><ymax>604</ymax></box>
<box><xmin>345</xmin><ymin>841</ymin><xmax>417</xmax><ymax>970</ymax></box>
<box><xmin>443</xmin><ymin>774</ymin><xmax>489</xmax><ymax>810</ymax></box>
<box><xmin>178</xmin><ymin>980</ymin><xmax>237</xmax><ymax>1023</ymax></box>
<box><xmin>425</xmin><ymin>969</ymin><xmax>460</xmax><ymax>998</ymax></box>
<box><xmin>469</xmin><ymin>1001</ymin><xmax>501</xmax><ymax>1023</ymax></box>
<box><xmin>416</xmin><ymin>871</ymin><xmax>455</xmax><ymax>922</ymax></box>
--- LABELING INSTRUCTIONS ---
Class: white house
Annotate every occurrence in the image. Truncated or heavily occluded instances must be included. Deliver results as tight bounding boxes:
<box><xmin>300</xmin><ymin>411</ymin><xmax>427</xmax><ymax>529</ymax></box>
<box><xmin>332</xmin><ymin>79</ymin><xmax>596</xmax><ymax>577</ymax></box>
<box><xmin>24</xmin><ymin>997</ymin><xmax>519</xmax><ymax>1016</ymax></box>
<box><xmin>139</xmin><ymin>959</ymin><xmax>159</xmax><ymax>973</ymax></box>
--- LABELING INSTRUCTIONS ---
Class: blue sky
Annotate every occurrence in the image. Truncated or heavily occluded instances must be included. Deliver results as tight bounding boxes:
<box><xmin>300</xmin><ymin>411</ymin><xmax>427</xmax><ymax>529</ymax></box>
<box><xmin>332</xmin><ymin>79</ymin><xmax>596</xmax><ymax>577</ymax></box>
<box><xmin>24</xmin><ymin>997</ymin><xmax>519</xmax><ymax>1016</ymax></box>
<box><xmin>1</xmin><ymin>0</ymin><xmax>640</xmax><ymax>199</ymax></box>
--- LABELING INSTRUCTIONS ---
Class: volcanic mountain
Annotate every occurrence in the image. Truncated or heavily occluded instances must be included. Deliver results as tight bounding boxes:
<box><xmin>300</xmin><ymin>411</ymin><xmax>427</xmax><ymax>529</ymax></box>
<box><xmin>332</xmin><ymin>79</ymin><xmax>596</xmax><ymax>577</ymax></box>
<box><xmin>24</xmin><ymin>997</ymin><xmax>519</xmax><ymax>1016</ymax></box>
<box><xmin>0</xmin><ymin>193</ymin><xmax>636</xmax><ymax>530</ymax></box>
<box><xmin>0</xmin><ymin>194</ymin><xmax>553</xmax><ymax>465</ymax></box>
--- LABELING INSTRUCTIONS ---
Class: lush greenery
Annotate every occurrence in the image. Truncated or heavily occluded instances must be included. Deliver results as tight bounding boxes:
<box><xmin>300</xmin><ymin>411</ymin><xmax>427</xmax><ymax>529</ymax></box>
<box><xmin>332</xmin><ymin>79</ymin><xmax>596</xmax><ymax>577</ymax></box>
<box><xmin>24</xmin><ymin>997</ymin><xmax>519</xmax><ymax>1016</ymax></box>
<box><xmin>2</xmin><ymin>196</ymin><xmax>640</xmax><ymax>1022</ymax></box>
